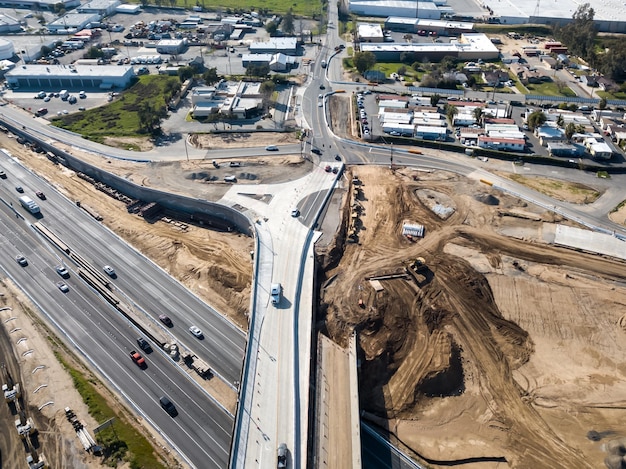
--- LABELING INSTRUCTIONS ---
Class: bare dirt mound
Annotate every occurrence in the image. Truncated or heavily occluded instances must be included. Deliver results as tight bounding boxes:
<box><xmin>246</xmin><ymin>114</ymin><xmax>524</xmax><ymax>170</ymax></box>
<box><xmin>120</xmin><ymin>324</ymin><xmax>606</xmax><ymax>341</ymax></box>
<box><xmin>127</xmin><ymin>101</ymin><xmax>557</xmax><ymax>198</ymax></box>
<box><xmin>320</xmin><ymin>166</ymin><xmax>626</xmax><ymax>468</ymax></box>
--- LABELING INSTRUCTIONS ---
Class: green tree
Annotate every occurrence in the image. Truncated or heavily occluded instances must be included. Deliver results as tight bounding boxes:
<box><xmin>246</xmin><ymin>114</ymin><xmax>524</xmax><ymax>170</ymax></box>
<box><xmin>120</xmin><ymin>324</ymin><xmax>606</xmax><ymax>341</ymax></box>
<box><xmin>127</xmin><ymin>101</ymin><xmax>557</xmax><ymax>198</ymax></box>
<box><xmin>565</xmin><ymin>122</ymin><xmax>576</xmax><ymax>142</ymax></box>
<box><xmin>555</xmin><ymin>3</ymin><xmax>597</xmax><ymax>60</ymax></box>
<box><xmin>556</xmin><ymin>114</ymin><xmax>565</xmax><ymax>128</ymax></box>
<box><xmin>430</xmin><ymin>93</ymin><xmax>441</xmax><ymax>107</ymax></box>
<box><xmin>446</xmin><ymin>105</ymin><xmax>458</xmax><ymax>126</ymax></box>
<box><xmin>283</xmin><ymin>8</ymin><xmax>294</xmax><ymax>35</ymax></box>
<box><xmin>202</xmin><ymin>67</ymin><xmax>220</xmax><ymax>85</ymax></box>
<box><xmin>473</xmin><ymin>107</ymin><xmax>483</xmax><ymax>126</ymax></box>
<box><xmin>259</xmin><ymin>80</ymin><xmax>275</xmax><ymax>111</ymax></box>
<box><xmin>353</xmin><ymin>51</ymin><xmax>376</xmax><ymax>74</ymax></box>
<box><xmin>85</xmin><ymin>46</ymin><xmax>104</xmax><ymax>59</ymax></box>
<box><xmin>246</xmin><ymin>63</ymin><xmax>270</xmax><ymax>78</ymax></box>
<box><xmin>527</xmin><ymin>110</ymin><xmax>547</xmax><ymax>131</ymax></box>
<box><xmin>599</xmin><ymin>97</ymin><xmax>607</xmax><ymax>110</ymax></box>
<box><xmin>265</xmin><ymin>21</ymin><xmax>278</xmax><ymax>35</ymax></box>
<box><xmin>177</xmin><ymin>66</ymin><xmax>194</xmax><ymax>82</ymax></box>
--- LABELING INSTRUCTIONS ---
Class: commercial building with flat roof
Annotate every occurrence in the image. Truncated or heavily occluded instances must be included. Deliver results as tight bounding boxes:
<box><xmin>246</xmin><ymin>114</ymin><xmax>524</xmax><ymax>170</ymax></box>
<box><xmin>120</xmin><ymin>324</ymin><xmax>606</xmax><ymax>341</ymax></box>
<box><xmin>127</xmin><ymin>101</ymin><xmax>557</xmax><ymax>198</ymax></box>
<box><xmin>249</xmin><ymin>37</ymin><xmax>299</xmax><ymax>55</ymax></box>
<box><xmin>0</xmin><ymin>0</ymin><xmax>78</xmax><ymax>10</ymax></box>
<box><xmin>483</xmin><ymin>0</ymin><xmax>626</xmax><ymax>32</ymax></box>
<box><xmin>46</xmin><ymin>12</ymin><xmax>101</xmax><ymax>33</ymax></box>
<box><xmin>77</xmin><ymin>0</ymin><xmax>120</xmax><ymax>15</ymax></box>
<box><xmin>360</xmin><ymin>32</ymin><xmax>498</xmax><ymax>62</ymax></box>
<box><xmin>358</xmin><ymin>23</ymin><xmax>384</xmax><ymax>42</ymax></box>
<box><xmin>349</xmin><ymin>0</ymin><xmax>441</xmax><ymax>19</ymax></box>
<box><xmin>5</xmin><ymin>64</ymin><xmax>135</xmax><ymax>90</ymax></box>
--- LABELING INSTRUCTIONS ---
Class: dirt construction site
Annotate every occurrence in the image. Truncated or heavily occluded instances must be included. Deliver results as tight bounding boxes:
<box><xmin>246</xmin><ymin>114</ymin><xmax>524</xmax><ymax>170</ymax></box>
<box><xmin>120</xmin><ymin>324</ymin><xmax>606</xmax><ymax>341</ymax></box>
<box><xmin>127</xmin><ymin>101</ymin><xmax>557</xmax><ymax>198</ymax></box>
<box><xmin>319</xmin><ymin>166</ymin><xmax>626</xmax><ymax>469</ymax></box>
<box><xmin>2</xmin><ymin>123</ymin><xmax>626</xmax><ymax>468</ymax></box>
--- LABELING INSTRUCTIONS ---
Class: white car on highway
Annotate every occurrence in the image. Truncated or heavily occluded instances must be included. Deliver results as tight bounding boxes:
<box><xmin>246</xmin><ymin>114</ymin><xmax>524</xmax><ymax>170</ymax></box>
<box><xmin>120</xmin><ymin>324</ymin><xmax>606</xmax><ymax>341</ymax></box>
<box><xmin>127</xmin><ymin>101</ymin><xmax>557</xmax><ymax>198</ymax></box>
<box><xmin>189</xmin><ymin>325</ymin><xmax>203</xmax><ymax>338</ymax></box>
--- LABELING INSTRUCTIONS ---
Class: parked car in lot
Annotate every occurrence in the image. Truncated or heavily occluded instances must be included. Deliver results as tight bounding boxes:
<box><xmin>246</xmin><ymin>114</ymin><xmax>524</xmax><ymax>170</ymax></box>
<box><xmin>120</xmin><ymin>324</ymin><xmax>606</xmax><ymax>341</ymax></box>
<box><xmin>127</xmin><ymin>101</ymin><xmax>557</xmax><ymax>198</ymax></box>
<box><xmin>291</xmin><ymin>208</ymin><xmax>300</xmax><ymax>218</ymax></box>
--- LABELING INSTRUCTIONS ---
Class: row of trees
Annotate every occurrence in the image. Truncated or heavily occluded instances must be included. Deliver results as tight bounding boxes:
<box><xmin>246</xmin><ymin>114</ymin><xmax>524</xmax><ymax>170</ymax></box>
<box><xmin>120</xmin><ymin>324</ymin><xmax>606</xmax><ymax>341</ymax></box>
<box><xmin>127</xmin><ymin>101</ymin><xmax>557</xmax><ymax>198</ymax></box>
<box><xmin>555</xmin><ymin>3</ymin><xmax>626</xmax><ymax>82</ymax></box>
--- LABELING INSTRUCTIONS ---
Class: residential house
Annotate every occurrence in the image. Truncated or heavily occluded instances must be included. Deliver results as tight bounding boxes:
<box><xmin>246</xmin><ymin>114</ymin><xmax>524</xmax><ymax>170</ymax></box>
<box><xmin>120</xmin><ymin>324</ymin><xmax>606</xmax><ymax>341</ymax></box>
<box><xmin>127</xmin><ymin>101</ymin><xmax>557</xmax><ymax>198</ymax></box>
<box><xmin>443</xmin><ymin>71</ymin><xmax>468</xmax><ymax>83</ymax></box>
<box><xmin>585</xmin><ymin>138</ymin><xmax>613</xmax><ymax>159</ymax></box>
<box><xmin>478</xmin><ymin>136</ymin><xmax>525</xmax><ymax>151</ymax></box>
<box><xmin>536</xmin><ymin>124</ymin><xmax>565</xmax><ymax>146</ymax></box>
<box><xmin>597</xmin><ymin>76</ymin><xmax>617</xmax><ymax>92</ymax></box>
<box><xmin>580</xmin><ymin>75</ymin><xmax>598</xmax><ymax>87</ymax></box>
<box><xmin>482</xmin><ymin>70</ymin><xmax>509</xmax><ymax>87</ymax></box>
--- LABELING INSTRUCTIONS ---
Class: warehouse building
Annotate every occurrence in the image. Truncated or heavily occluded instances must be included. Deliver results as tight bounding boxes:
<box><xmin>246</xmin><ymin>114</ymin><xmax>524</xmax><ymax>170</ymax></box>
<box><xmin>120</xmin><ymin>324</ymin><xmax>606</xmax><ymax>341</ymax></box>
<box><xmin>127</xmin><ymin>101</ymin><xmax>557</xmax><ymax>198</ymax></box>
<box><xmin>385</xmin><ymin>17</ymin><xmax>474</xmax><ymax>35</ymax></box>
<box><xmin>349</xmin><ymin>0</ymin><xmax>441</xmax><ymax>19</ymax></box>
<box><xmin>0</xmin><ymin>38</ymin><xmax>14</xmax><ymax>59</ymax></box>
<box><xmin>360</xmin><ymin>33</ymin><xmax>498</xmax><ymax>62</ymax></box>
<box><xmin>46</xmin><ymin>12</ymin><xmax>101</xmax><ymax>34</ymax></box>
<box><xmin>0</xmin><ymin>14</ymin><xmax>21</xmax><ymax>34</ymax></box>
<box><xmin>77</xmin><ymin>0</ymin><xmax>120</xmax><ymax>16</ymax></box>
<box><xmin>358</xmin><ymin>23</ymin><xmax>384</xmax><ymax>42</ymax></box>
<box><xmin>249</xmin><ymin>38</ymin><xmax>299</xmax><ymax>56</ymax></box>
<box><xmin>0</xmin><ymin>0</ymin><xmax>78</xmax><ymax>10</ymax></box>
<box><xmin>156</xmin><ymin>39</ymin><xmax>188</xmax><ymax>55</ymax></box>
<box><xmin>481</xmin><ymin>0</ymin><xmax>626</xmax><ymax>33</ymax></box>
<box><xmin>5</xmin><ymin>64</ymin><xmax>135</xmax><ymax>90</ymax></box>
<box><xmin>191</xmin><ymin>81</ymin><xmax>263</xmax><ymax>119</ymax></box>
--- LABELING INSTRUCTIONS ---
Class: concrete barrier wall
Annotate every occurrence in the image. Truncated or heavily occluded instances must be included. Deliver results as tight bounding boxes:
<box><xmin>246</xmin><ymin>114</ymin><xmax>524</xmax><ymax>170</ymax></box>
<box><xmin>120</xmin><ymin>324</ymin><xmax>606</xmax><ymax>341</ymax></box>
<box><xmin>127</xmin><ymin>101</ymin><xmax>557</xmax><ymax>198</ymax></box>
<box><xmin>2</xmin><ymin>121</ymin><xmax>252</xmax><ymax>235</ymax></box>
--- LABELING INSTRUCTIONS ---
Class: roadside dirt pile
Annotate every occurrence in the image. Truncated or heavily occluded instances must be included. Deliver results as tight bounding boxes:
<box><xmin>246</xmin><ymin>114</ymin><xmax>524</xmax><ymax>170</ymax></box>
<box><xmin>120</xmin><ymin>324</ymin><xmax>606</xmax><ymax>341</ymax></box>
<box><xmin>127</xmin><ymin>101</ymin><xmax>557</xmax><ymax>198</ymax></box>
<box><xmin>319</xmin><ymin>166</ymin><xmax>626</xmax><ymax>468</ymax></box>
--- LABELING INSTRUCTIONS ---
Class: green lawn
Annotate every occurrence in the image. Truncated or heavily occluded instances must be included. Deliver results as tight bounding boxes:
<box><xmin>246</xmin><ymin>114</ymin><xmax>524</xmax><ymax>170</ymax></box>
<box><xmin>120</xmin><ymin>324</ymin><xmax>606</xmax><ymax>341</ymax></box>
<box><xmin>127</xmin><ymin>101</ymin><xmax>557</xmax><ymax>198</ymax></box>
<box><xmin>52</xmin><ymin>75</ymin><xmax>180</xmax><ymax>142</ymax></box>
<box><xmin>597</xmin><ymin>90</ymin><xmax>626</xmax><ymax>100</ymax></box>
<box><xmin>525</xmin><ymin>81</ymin><xmax>576</xmax><ymax>97</ymax></box>
<box><xmin>129</xmin><ymin>0</ymin><xmax>321</xmax><ymax>16</ymax></box>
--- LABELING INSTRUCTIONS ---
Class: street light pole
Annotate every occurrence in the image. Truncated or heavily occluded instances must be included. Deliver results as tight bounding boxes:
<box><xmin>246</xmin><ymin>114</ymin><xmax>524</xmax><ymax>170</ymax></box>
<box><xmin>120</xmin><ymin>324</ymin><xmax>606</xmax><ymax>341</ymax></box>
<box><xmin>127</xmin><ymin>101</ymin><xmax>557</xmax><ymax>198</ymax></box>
<box><xmin>184</xmin><ymin>135</ymin><xmax>190</xmax><ymax>162</ymax></box>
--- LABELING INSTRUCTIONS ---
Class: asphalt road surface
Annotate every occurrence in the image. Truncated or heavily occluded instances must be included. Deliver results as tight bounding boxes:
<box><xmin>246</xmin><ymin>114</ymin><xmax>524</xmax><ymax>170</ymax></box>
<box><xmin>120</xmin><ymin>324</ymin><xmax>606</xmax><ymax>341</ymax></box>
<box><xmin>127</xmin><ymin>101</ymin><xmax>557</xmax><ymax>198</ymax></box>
<box><xmin>0</xmin><ymin>155</ymin><xmax>239</xmax><ymax>468</ymax></box>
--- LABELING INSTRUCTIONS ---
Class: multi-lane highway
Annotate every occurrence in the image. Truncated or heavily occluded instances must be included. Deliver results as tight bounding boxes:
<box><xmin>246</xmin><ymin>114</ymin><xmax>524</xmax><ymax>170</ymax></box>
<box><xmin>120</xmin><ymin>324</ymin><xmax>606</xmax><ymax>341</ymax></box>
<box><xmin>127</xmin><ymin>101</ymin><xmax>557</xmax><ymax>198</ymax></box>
<box><xmin>0</xmin><ymin>152</ymin><xmax>243</xmax><ymax>468</ymax></box>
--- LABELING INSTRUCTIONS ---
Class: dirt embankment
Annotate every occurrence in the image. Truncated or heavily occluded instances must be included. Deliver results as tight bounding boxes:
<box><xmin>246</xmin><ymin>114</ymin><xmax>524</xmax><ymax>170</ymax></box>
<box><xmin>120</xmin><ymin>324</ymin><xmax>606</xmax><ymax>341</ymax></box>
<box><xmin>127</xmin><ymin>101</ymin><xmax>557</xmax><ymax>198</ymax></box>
<box><xmin>319</xmin><ymin>166</ymin><xmax>626</xmax><ymax>468</ymax></box>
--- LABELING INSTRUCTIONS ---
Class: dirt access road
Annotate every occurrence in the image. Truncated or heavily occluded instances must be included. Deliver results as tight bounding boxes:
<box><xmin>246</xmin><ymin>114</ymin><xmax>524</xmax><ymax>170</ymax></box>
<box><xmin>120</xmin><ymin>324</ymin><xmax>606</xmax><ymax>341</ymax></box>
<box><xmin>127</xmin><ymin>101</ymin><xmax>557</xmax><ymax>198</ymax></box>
<box><xmin>319</xmin><ymin>166</ymin><xmax>626</xmax><ymax>468</ymax></box>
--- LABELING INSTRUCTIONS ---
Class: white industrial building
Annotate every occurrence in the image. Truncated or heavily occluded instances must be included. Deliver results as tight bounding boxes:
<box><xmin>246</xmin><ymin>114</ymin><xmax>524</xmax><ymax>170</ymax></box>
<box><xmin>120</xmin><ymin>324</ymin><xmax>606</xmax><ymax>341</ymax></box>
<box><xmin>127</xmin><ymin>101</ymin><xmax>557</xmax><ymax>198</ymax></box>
<box><xmin>249</xmin><ymin>38</ymin><xmax>299</xmax><ymax>56</ymax></box>
<box><xmin>0</xmin><ymin>0</ymin><xmax>79</xmax><ymax>10</ymax></box>
<box><xmin>156</xmin><ymin>39</ymin><xmax>188</xmax><ymax>55</ymax></box>
<box><xmin>0</xmin><ymin>38</ymin><xmax>14</xmax><ymax>60</ymax></box>
<box><xmin>0</xmin><ymin>14</ymin><xmax>21</xmax><ymax>34</ymax></box>
<box><xmin>482</xmin><ymin>0</ymin><xmax>626</xmax><ymax>33</ymax></box>
<box><xmin>358</xmin><ymin>23</ymin><xmax>384</xmax><ymax>42</ymax></box>
<box><xmin>241</xmin><ymin>53</ymin><xmax>296</xmax><ymax>72</ymax></box>
<box><xmin>349</xmin><ymin>0</ymin><xmax>441</xmax><ymax>19</ymax></box>
<box><xmin>77</xmin><ymin>0</ymin><xmax>120</xmax><ymax>16</ymax></box>
<box><xmin>384</xmin><ymin>17</ymin><xmax>474</xmax><ymax>35</ymax></box>
<box><xmin>115</xmin><ymin>3</ymin><xmax>141</xmax><ymax>14</ymax></box>
<box><xmin>360</xmin><ymin>33</ymin><xmax>498</xmax><ymax>62</ymax></box>
<box><xmin>191</xmin><ymin>81</ymin><xmax>263</xmax><ymax>119</ymax></box>
<box><xmin>46</xmin><ymin>12</ymin><xmax>101</xmax><ymax>34</ymax></box>
<box><xmin>5</xmin><ymin>64</ymin><xmax>135</xmax><ymax>90</ymax></box>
